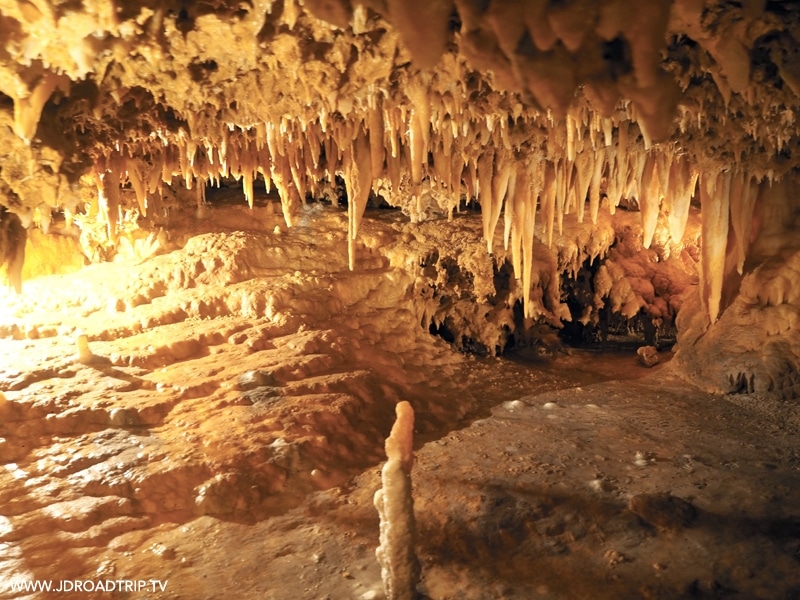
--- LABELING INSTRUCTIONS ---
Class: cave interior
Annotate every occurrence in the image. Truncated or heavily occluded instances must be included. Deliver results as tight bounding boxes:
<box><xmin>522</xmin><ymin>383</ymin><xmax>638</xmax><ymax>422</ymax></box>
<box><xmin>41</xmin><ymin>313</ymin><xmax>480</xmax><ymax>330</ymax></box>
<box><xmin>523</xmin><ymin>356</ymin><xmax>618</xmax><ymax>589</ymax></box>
<box><xmin>1</xmin><ymin>1</ymin><xmax>800</xmax><ymax>599</ymax></box>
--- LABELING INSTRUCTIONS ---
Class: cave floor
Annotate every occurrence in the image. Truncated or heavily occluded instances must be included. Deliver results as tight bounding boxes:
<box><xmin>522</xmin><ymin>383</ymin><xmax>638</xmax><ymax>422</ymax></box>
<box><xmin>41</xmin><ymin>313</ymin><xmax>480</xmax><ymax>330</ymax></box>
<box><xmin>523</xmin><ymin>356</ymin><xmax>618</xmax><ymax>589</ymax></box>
<box><xmin>1</xmin><ymin>199</ymin><xmax>799</xmax><ymax>599</ymax></box>
<box><xmin>116</xmin><ymin>370</ymin><xmax>800</xmax><ymax>600</ymax></box>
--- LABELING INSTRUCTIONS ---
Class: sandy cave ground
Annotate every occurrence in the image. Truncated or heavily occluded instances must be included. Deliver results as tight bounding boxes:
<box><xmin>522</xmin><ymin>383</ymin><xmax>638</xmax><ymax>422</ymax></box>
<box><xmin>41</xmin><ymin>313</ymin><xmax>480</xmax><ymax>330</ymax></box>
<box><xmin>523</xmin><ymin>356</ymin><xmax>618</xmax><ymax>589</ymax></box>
<box><xmin>0</xmin><ymin>198</ymin><xmax>799</xmax><ymax>599</ymax></box>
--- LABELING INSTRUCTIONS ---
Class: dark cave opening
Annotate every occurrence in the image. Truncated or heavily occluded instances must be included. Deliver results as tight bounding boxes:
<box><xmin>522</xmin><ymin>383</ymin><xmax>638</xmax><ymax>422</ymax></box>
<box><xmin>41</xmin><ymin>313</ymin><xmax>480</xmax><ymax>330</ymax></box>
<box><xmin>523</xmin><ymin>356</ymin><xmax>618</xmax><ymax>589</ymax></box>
<box><xmin>557</xmin><ymin>257</ymin><xmax>676</xmax><ymax>351</ymax></box>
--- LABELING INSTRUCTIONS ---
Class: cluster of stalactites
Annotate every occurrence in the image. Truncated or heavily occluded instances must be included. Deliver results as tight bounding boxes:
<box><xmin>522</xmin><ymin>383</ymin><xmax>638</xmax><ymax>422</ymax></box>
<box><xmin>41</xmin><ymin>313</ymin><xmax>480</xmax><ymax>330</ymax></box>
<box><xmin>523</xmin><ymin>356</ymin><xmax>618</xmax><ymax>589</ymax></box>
<box><xmin>81</xmin><ymin>90</ymin><xmax>763</xmax><ymax>325</ymax></box>
<box><xmin>697</xmin><ymin>167</ymin><xmax>762</xmax><ymax>324</ymax></box>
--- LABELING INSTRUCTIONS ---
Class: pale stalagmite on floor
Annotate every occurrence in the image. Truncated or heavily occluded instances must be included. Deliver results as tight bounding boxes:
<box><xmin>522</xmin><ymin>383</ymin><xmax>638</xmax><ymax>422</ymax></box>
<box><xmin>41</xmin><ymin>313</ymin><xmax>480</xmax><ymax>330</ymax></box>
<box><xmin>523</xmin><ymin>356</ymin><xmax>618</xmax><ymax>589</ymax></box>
<box><xmin>374</xmin><ymin>400</ymin><xmax>420</xmax><ymax>600</ymax></box>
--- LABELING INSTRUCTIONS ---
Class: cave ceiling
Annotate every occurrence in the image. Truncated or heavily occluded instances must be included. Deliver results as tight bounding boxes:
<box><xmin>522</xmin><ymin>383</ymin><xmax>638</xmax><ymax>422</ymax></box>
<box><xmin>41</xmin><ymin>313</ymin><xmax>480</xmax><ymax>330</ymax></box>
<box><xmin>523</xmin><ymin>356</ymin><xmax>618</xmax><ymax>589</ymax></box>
<box><xmin>1</xmin><ymin>0</ymin><xmax>800</xmax><ymax>324</ymax></box>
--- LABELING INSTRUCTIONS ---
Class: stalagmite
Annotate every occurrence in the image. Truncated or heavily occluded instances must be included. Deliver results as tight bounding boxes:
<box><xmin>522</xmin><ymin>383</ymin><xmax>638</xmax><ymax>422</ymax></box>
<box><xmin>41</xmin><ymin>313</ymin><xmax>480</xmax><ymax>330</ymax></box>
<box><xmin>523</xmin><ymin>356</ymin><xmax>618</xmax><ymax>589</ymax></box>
<box><xmin>374</xmin><ymin>401</ymin><xmax>419</xmax><ymax>600</ymax></box>
<box><xmin>699</xmin><ymin>170</ymin><xmax>731</xmax><ymax>323</ymax></box>
<box><xmin>76</xmin><ymin>333</ymin><xmax>96</xmax><ymax>365</ymax></box>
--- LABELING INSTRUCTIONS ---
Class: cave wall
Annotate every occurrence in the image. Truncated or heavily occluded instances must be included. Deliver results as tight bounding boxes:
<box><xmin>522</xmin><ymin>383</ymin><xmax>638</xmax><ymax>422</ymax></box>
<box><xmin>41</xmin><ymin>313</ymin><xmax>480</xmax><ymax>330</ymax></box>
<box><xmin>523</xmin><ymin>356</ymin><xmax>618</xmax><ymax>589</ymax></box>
<box><xmin>1</xmin><ymin>0</ymin><xmax>800</xmax><ymax>395</ymax></box>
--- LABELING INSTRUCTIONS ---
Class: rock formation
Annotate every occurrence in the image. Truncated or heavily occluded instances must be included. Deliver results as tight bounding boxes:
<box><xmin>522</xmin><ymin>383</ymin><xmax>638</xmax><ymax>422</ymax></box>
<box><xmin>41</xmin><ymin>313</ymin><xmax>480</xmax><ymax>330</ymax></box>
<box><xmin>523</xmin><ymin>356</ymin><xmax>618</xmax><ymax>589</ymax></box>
<box><xmin>374</xmin><ymin>400</ymin><xmax>419</xmax><ymax>600</ymax></box>
<box><xmin>0</xmin><ymin>1</ymin><xmax>799</xmax><ymax>395</ymax></box>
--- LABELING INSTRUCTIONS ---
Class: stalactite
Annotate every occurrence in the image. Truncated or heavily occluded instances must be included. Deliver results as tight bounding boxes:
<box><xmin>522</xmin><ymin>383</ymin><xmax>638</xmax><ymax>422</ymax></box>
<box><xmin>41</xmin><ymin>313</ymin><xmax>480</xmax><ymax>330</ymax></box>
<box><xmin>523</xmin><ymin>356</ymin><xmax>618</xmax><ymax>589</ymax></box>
<box><xmin>502</xmin><ymin>162</ymin><xmax>518</xmax><ymax>254</ymax></box>
<box><xmin>97</xmin><ymin>172</ymin><xmax>119</xmax><ymax>245</ymax></box>
<box><xmin>667</xmin><ymin>156</ymin><xmax>697</xmax><ymax>243</ymax></box>
<box><xmin>287</xmin><ymin>143</ymin><xmax>308</xmax><ymax>202</ymax></box>
<box><xmin>270</xmin><ymin>156</ymin><xmax>298</xmax><ymax>228</ymax></box>
<box><xmin>617</xmin><ymin>120</ymin><xmax>629</xmax><ymax>170</ymax></box>
<box><xmin>639</xmin><ymin>152</ymin><xmax>661</xmax><ymax>249</ymax></box>
<box><xmin>573</xmin><ymin>151</ymin><xmax>592</xmax><ymax>223</ymax></box>
<box><xmin>125</xmin><ymin>159</ymin><xmax>148</xmax><ymax>217</ymax></box>
<box><xmin>521</xmin><ymin>161</ymin><xmax>539</xmax><ymax>318</ymax></box>
<box><xmin>306</xmin><ymin>123</ymin><xmax>321</xmax><ymax>170</ymax></box>
<box><xmin>465</xmin><ymin>155</ymin><xmax>478</xmax><ymax>201</ymax></box>
<box><xmin>368</xmin><ymin>100</ymin><xmax>386</xmax><ymax>179</ymax></box>
<box><xmin>147</xmin><ymin>158</ymin><xmax>163</xmax><ymax>200</ymax></box>
<box><xmin>729</xmin><ymin>170</ymin><xmax>759</xmax><ymax>274</ymax></box>
<box><xmin>178</xmin><ymin>139</ymin><xmax>190</xmax><ymax>185</ymax></box>
<box><xmin>344</xmin><ymin>128</ymin><xmax>372</xmax><ymax>271</ymax></box>
<box><xmin>629</xmin><ymin>148</ymin><xmax>647</xmax><ymax>204</ymax></box>
<box><xmin>13</xmin><ymin>72</ymin><xmax>66</xmax><ymax>143</ymax></box>
<box><xmin>656</xmin><ymin>147</ymin><xmax>672</xmax><ymax>203</ymax></box>
<box><xmin>606</xmin><ymin>148</ymin><xmax>621</xmax><ymax>215</ymax></box>
<box><xmin>243</xmin><ymin>169</ymin><xmax>255</xmax><ymax>209</ymax></box>
<box><xmin>490</xmin><ymin>149</ymin><xmax>514</xmax><ymax>253</ymax></box>
<box><xmin>450</xmin><ymin>147</ymin><xmax>464</xmax><ymax>210</ymax></box>
<box><xmin>266</xmin><ymin>121</ymin><xmax>281</xmax><ymax>160</ymax></box>
<box><xmin>555</xmin><ymin>160</ymin><xmax>567</xmax><ymax>236</ymax></box>
<box><xmin>477</xmin><ymin>148</ymin><xmax>496</xmax><ymax>253</ymax></box>
<box><xmin>602</xmin><ymin>118</ymin><xmax>613</xmax><ymax>147</ymax></box>
<box><xmin>542</xmin><ymin>160</ymin><xmax>557</xmax><ymax>248</ymax></box>
<box><xmin>699</xmin><ymin>169</ymin><xmax>732</xmax><ymax>324</ymax></box>
<box><xmin>386</xmin><ymin>105</ymin><xmax>400</xmax><ymax>160</ymax></box>
<box><xmin>589</xmin><ymin>148</ymin><xmax>604</xmax><ymax>224</ymax></box>
<box><xmin>566</xmin><ymin>114</ymin><xmax>576</xmax><ymax>162</ymax></box>
<box><xmin>408</xmin><ymin>109</ymin><xmax>425</xmax><ymax>193</ymax></box>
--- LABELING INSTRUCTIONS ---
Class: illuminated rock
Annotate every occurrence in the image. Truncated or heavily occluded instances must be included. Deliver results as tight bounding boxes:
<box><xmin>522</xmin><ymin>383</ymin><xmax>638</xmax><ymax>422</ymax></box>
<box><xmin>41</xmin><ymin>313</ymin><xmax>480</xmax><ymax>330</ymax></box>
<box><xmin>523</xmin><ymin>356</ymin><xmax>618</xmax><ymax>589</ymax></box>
<box><xmin>374</xmin><ymin>400</ymin><xmax>419</xmax><ymax>600</ymax></box>
<box><xmin>0</xmin><ymin>1</ymin><xmax>797</xmax><ymax>394</ymax></box>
